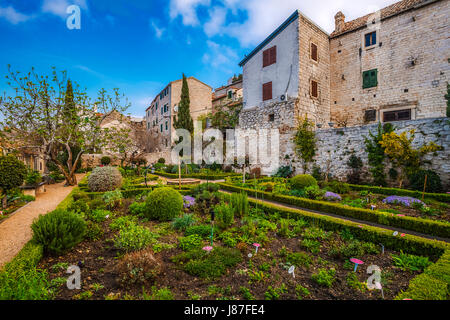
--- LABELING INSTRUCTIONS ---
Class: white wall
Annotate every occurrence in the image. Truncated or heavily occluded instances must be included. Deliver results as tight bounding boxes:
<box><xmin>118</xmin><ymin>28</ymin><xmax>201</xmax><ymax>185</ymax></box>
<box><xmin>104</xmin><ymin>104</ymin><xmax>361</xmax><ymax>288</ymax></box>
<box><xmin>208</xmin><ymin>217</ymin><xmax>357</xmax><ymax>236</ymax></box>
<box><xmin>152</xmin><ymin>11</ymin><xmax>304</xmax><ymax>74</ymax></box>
<box><xmin>243</xmin><ymin>18</ymin><xmax>300</xmax><ymax>109</ymax></box>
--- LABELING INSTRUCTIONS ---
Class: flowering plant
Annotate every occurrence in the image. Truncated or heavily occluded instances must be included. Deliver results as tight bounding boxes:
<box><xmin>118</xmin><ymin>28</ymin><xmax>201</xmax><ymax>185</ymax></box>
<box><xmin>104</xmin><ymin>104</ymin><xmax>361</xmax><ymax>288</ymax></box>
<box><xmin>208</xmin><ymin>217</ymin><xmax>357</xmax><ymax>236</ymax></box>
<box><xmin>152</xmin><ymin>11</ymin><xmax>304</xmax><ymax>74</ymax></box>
<box><xmin>323</xmin><ymin>191</ymin><xmax>342</xmax><ymax>201</ymax></box>
<box><xmin>183</xmin><ymin>196</ymin><xmax>196</xmax><ymax>208</ymax></box>
<box><xmin>382</xmin><ymin>196</ymin><xmax>424</xmax><ymax>207</ymax></box>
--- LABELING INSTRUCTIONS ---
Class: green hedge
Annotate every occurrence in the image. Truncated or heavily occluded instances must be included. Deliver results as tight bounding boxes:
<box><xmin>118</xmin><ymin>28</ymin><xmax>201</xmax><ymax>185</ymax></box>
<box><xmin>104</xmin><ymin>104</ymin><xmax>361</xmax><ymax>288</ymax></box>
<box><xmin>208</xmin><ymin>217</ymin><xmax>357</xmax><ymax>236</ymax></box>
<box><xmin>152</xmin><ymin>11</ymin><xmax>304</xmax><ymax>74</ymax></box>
<box><xmin>218</xmin><ymin>183</ymin><xmax>450</xmax><ymax>239</ymax></box>
<box><xmin>244</xmin><ymin>196</ymin><xmax>448</xmax><ymax>259</ymax></box>
<box><xmin>154</xmin><ymin>171</ymin><xmax>241</xmax><ymax>180</ymax></box>
<box><xmin>346</xmin><ymin>183</ymin><xmax>450</xmax><ymax>203</ymax></box>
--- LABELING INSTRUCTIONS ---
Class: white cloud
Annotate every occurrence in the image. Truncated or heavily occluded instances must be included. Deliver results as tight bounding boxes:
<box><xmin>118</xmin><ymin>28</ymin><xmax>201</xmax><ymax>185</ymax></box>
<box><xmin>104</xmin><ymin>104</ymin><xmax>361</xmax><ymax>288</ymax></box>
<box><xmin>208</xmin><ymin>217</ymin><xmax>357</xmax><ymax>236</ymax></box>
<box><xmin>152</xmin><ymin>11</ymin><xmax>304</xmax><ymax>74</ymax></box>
<box><xmin>204</xmin><ymin>6</ymin><xmax>227</xmax><ymax>37</ymax></box>
<box><xmin>150</xmin><ymin>20</ymin><xmax>165</xmax><ymax>39</ymax></box>
<box><xmin>42</xmin><ymin>0</ymin><xmax>87</xmax><ymax>19</ymax></box>
<box><xmin>202</xmin><ymin>40</ymin><xmax>238</xmax><ymax>72</ymax></box>
<box><xmin>169</xmin><ymin>0</ymin><xmax>210</xmax><ymax>26</ymax></box>
<box><xmin>0</xmin><ymin>6</ymin><xmax>32</xmax><ymax>24</ymax></box>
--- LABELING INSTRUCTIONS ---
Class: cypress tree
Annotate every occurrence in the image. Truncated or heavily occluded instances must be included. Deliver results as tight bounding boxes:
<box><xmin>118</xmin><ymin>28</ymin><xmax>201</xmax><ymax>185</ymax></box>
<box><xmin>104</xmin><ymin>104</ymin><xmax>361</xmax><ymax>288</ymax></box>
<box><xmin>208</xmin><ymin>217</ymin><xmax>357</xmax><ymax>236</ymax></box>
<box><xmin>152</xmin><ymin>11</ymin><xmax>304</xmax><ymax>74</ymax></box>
<box><xmin>63</xmin><ymin>79</ymin><xmax>77</xmax><ymax>124</ymax></box>
<box><xmin>174</xmin><ymin>74</ymin><xmax>194</xmax><ymax>134</ymax></box>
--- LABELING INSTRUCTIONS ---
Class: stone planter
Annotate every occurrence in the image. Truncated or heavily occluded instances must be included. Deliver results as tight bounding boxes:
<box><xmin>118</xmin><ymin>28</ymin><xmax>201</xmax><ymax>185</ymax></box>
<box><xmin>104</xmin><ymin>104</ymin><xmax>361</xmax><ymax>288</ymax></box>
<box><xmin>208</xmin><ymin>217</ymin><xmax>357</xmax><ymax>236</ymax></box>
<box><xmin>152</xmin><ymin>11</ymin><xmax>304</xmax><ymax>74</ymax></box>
<box><xmin>20</xmin><ymin>182</ymin><xmax>46</xmax><ymax>197</ymax></box>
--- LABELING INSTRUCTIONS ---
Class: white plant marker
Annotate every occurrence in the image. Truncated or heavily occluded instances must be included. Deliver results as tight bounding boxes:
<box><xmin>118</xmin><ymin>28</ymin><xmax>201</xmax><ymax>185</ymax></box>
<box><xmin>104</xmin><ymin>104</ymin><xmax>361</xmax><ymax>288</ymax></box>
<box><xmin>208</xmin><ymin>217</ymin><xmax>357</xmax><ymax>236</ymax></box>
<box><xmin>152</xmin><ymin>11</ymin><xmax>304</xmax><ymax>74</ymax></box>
<box><xmin>248</xmin><ymin>253</ymin><xmax>253</xmax><ymax>258</ymax></box>
<box><xmin>375</xmin><ymin>282</ymin><xmax>384</xmax><ymax>299</ymax></box>
<box><xmin>288</xmin><ymin>265</ymin><xmax>295</xmax><ymax>279</ymax></box>
<box><xmin>393</xmin><ymin>231</ymin><xmax>398</xmax><ymax>236</ymax></box>
<box><xmin>380</xmin><ymin>244</ymin><xmax>384</xmax><ymax>254</ymax></box>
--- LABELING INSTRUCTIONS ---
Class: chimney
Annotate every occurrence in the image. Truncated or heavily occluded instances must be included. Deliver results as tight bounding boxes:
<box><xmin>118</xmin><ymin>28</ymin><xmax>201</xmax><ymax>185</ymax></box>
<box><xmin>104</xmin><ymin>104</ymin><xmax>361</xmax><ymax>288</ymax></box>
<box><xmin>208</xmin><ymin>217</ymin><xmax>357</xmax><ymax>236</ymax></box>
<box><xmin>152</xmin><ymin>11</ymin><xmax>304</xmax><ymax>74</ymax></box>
<box><xmin>334</xmin><ymin>11</ymin><xmax>345</xmax><ymax>33</ymax></box>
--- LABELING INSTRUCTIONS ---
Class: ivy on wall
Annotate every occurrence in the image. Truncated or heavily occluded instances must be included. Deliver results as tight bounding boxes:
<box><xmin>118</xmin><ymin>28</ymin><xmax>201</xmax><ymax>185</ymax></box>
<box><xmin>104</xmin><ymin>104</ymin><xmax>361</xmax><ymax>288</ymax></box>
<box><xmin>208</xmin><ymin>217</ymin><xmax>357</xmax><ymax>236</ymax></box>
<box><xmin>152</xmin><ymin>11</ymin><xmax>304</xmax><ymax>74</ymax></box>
<box><xmin>293</xmin><ymin>116</ymin><xmax>317</xmax><ymax>173</ymax></box>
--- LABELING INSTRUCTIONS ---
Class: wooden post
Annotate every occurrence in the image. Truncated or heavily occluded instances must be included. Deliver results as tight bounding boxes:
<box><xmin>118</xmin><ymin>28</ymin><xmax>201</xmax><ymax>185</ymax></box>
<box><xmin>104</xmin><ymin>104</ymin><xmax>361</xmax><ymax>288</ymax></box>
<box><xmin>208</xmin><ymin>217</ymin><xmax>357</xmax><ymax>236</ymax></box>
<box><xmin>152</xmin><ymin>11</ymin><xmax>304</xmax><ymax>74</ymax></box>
<box><xmin>422</xmin><ymin>174</ymin><xmax>428</xmax><ymax>201</ymax></box>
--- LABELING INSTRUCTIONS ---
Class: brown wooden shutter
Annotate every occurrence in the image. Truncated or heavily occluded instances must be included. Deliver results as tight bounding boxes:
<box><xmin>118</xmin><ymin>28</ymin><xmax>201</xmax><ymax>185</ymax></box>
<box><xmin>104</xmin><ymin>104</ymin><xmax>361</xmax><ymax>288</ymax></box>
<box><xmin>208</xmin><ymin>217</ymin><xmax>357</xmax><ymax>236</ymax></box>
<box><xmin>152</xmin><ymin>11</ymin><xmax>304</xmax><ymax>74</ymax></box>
<box><xmin>263</xmin><ymin>49</ymin><xmax>270</xmax><ymax>67</ymax></box>
<box><xmin>263</xmin><ymin>82</ymin><xmax>272</xmax><ymax>101</ymax></box>
<box><xmin>270</xmin><ymin>46</ymin><xmax>277</xmax><ymax>65</ymax></box>
<box><xmin>311</xmin><ymin>80</ymin><xmax>318</xmax><ymax>98</ymax></box>
<box><xmin>311</xmin><ymin>43</ymin><xmax>318</xmax><ymax>62</ymax></box>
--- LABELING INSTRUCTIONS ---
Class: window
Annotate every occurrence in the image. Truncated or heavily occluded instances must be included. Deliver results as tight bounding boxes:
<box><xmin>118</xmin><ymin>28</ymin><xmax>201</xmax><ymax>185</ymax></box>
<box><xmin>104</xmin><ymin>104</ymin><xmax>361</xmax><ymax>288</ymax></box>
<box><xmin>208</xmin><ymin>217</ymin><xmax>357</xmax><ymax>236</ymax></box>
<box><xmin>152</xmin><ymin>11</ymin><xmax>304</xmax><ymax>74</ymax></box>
<box><xmin>363</xmin><ymin>69</ymin><xmax>378</xmax><ymax>89</ymax></box>
<box><xmin>263</xmin><ymin>46</ymin><xmax>277</xmax><ymax>67</ymax></box>
<box><xmin>365</xmin><ymin>31</ymin><xmax>376</xmax><ymax>47</ymax></box>
<box><xmin>383</xmin><ymin>109</ymin><xmax>411</xmax><ymax>122</ymax></box>
<box><xmin>160</xmin><ymin>124</ymin><xmax>163</xmax><ymax>132</ymax></box>
<box><xmin>165</xmin><ymin>121</ymin><xmax>168</xmax><ymax>131</ymax></box>
<box><xmin>227</xmin><ymin>90</ymin><xmax>233</xmax><ymax>99</ymax></box>
<box><xmin>311</xmin><ymin>43</ymin><xmax>318</xmax><ymax>62</ymax></box>
<box><xmin>262</xmin><ymin>82</ymin><xmax>272</xmax><ymax>101</ymax></box>
<box><xmin>269</xmin><ymin>114</ymin><xmax>275</xmax><ymax>122</ymax></box>
<box><xmin>364</xmin><ymin>109</ymin><xmax>377</xmax><ymax>122</ymax></box>
<box><xmin>310</xmin><ymin>80</ymin><xmax>318</xmax><ymax>98</ymax></box>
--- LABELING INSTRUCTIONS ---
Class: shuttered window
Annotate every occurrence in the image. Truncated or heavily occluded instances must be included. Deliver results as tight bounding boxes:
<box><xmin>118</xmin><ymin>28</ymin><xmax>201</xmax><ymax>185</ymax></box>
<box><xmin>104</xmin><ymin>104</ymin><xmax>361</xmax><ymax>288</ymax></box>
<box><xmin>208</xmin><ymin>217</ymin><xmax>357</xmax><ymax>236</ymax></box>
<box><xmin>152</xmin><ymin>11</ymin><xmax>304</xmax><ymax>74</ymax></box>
<box><xmin>363</xmin><ymin>69</ymin><xmax>378</xmax><ymax>89</ymax></box>
<box><xmin>311</xmin><ymin>43</ymin><xmax>318</xmax><ymax>62</ymax></box>
<box><xmin>262</xmin><ymin>82</ymin><xmax>272</xmax><ymax>101</ymax></box>
<box><xmin>365</xmin><ymin>31</ymin><xmax>377</xmax><ymax>47</ymax></box>
<box><xmin>263</xmin><ymin>46</ymin><xmax>277</xmax><ymax>67</ymax></box>
<box><xmin>311</xmin><ymin>80</ymin><xmax>318</xmax><ymax>98</ymax></box>
<box><xmin>383</xmin><ymin>109</ymin><xmax>411</xmax><ymax>122</ymax></box>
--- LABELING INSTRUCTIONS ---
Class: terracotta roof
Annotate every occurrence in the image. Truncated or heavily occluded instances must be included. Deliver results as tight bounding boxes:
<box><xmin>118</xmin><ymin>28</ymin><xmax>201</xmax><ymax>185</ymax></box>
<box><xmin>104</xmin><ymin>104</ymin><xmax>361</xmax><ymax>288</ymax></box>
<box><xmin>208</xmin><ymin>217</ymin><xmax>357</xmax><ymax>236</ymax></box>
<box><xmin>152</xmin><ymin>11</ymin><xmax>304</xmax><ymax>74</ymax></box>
<box><xmin>330</xmin><ymin>0</ymin><xmax>438</xmax><ymax>38</ymax></box>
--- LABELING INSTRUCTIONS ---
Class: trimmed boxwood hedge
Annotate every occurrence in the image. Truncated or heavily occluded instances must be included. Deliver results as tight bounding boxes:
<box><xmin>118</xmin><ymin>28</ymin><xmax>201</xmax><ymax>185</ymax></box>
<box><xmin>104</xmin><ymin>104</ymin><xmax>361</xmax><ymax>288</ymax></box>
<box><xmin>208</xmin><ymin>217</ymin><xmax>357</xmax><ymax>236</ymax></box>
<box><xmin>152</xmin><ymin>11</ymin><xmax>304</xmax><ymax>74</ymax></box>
<box><xmin>218</xmin><ymin>183</ymin><xmax>450</xmax><ymax>239</ymax></box>
<box><xmin>154</xmin><ymin>171</ymin><xmax>241</xmax><ymax>180</ymax></box>
<box><xmin>346</xmin><ymin>183</ymin><xmax>450</xmax><ymax>203</ymax></box>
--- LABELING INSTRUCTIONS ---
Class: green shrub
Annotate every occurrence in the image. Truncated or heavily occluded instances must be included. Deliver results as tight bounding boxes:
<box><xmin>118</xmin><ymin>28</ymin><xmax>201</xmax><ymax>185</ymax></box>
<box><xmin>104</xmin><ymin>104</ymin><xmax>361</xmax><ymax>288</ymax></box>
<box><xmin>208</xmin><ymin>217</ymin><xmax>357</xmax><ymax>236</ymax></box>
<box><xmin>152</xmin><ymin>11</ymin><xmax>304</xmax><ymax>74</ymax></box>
<box><xmin>72</xmin><ymin>191</ymin><xmax>89</xmax><ymax>202</ymax></box>
<box><xmin>392</xmin><ymin>251</ymin><xmax>432</xmax><ymax>272</ymax></box>
<box><xmin>85</xmin><ymin>221</ymin><xmax>104</xmax><ymax>240</ymax></box>
<box><xmin>185</xmin><ymin>224</ymin><xmax>213</xmax><ymax>239</ymax></box>
<box><xmin>409</xmin><ymin>170</ymin><xmax>442</xmax><ymax>193</ymax></box>
<box><xmin>142</xmin><ymin>286</ymin><xmax>174</xmax><ymax>300</ymax></box>
<box><xmin>240</xmin><ymin>286</ymin><xmax>255</xmax><ymax>300</ymax></box>
<box><xmin>312</xmin><ymin>268</ymin><xmax>336</xmax><ymax>287</ymax></box>
<box><xmin>230</xmin><ymin>192</ymin><xmax>249</xmax><ymax>217</ymax></box>
<box><xmin>88</xmin><ymin>209</ymin><xmax>111</xmax><ymax>223</ymax></box>
<box><xmin>25</xmin><ymin>170</ymin><xmax>42</xmax><ymax>186</ymax></box>
<box><xmin>191</xmin><ymin>183</ymin><xmax>220</xmax><ymax>196</ymax></box>
<box><xmin>31</xmin><ymin>209</ymin><xmax>86</xmax><ymax>255</ymax></box>
<box><xmin>291</xmin><ymin>174</ymin><xmax>317</xmax><ymax>190</ymax></box>
<box><xmin>264</xmin><ymin>284</ymin><xmax>287</xmax><ymax>300</ymax></box>
<box><xmin>88</xmin><ymin>166</ymin><xmax>123</xmax><ymax>192</ymax></box>
<box><xmin>100</xmin><ymin>156</ymin><xmax>111</xmax><ymax>166</ymax></box>
<box><xmin>0</xmin><ymin>155</ymin><xmax>27</xmax><ymax>198</ymax></box>
<box><xmin>295</xmin><ymin>285</ymin><xmax>310</xmax><ymax>300</ymax></box>
<box><xmin>158</xmin><ymin>158</ymin><xmax>166</xmax><ymax>164</ymax></box>
<box><xmin>67</xmin><ymin>199</ymin><xmax>89</xmax><ymax>214</ymax></box>
<box><xmin>179</xmin><ymin>234</ymin><xmax>203</xmax><ymax>251</ymax></box>
<box><xmin>172</xmin><ymin>214</ymin><xmax>197</xmax><ymax>231</ymax></box>
<box><xmin>116</xmin><ymin>249</ymin><xmax>161</xmax><ymax>285</ymax></box>
<box><xmin>88</xmin><ymin>198</ymin><xmax>106</xmax><ymax>211</ymax></box>
<box><xmin>102</xmin><ymin>189</ymin><xmax>123</xmax><ymax>209</ymax></box>
<box><xmin>304</xmin><ymin>185</ymin><xmax>325</xmax><ymax>200</ymax></box>
<box><xmin>129</xmin><ymin>202</ymin><xmax>146</xmax><ymax>216</ymax></box>
<box><xmin>273</xmin><ymin>166</ymin><xmax>293</xmax><ymax>178</ymax></box>
<box><xmin>286</xmin><ymin>252</ymin><xmax>312</xmax><ymax>268</ymax></box>
<box><xmin>301</xmin><ymin>239</ymin><xmax>321</xmax><ymax>254</ymax></box>
<box><xmin>214</xmin><ymin>202</ymin><xmax>235</xmax><ymax>229</ymax></box>
<box><xmin>346</xmin><ymin>272</ymin><xmax>366</xmax><ymax>292</ymax></box>
<box><xmin>218</xmin><ymin>231</ymin><xmax>238</xmax><ymax>247</ymax></box>
<box><xmin>327</xmin><ymin>181</ymin><xmax>350</xmax><ymax>194</ymax></box>
<box><xmin>114</xmin><ymin>223</ymin><xmax>156</xmax><ymax>252</ymax></box>
<box><xmin>109</xmin><ymin>215</ymin><xmax>138</xmax><ymax>231</ymax></box>
<box><xmin>172</xmin><ymin>247</ymin><xmax>241</xmax><ymax>278</ymax></box>
<box><xmin>145</xmin><ymin>187</ymin><xmax>183</xmax><ymax>221</ymax></box>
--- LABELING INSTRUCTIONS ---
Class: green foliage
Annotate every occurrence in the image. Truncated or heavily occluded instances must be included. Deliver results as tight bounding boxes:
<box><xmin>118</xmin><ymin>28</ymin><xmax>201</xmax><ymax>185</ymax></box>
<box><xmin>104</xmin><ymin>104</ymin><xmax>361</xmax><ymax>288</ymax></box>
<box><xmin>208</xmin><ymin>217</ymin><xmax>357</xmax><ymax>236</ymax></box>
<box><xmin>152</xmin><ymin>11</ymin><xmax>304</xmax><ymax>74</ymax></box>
<box><xmin>191</xmin><ymin>183</ymin><xmax>220</xmax><ymax>196</ymax></box>
<box><xmin>286</xmin><ymin>252</ymin><xmax>312</xmax><ymax>268</ymax></box>
<box><xmin>346</xmin><ymin>154</ymin><xmax>363</xmax><ymax>184</ymax></box>
<box><xmin>214</xmin><ymin>202</ymin><xmax>235</xmax><ymax>229</ymax></box>
<box><xmin>230</xmin><ymin>192</ymin><xmax>249</xmax><ymax>218</ymax></box>
<box><xmin>264</xmin><ymin>284</ymin><xmax>287</xmax><ymax>300</ymax></box>
<box><xmin>408</xmin><ymin>170</ymin><xmax>442</xmax><ymax>193</ymax></box>
<box><xmin>346</xmin><ymin>272</ymin><xmax>366</xmax><ymax>292</ymax></box>
<box><xmin>312</xmin><ymin>268</ymin><xmax>336</xmax><ymax>287</ymax></box>
<box><xmin>172</xmin><ymin>214</ymin><xmax>197</xmax><ymax>231</ymax></box>
<box><xmin>326</xmin><ymin>180</ymin><xmax>350</xmax><ymax>194</ymax></box>
<box><xmin>218</xmin><ymin>231</ymin><xmax>238</xmax><ymax>247</ymax></box>
<box><xmin>129</xmin><ymin>201</ymin><xmax>146</xmax><ymax>216</ymax></box>
<box><xmin>291</xmin><ymin>174</ymin><xmax>318</xmax><ymax>190</ymax></box>
<box><xmin>88</xmin><ymin>166</ymin><xmax>123</xmax><ymax>192</ymax></box>
<box><xmin>363</xmin><ymin>123</ymin><xmax>393</xmax><ymax>186</ymax></box>
<box><xmin>172</xmin><ymin>247</ymin><xmax>242</xmax><ymax>278</ymax></box>
<box><xmin>31</xmin><ymin>209</ymin><xmax>86</xmax><ymax>255</ymax></box>
<box><xmin>240</xmin><ymin>286</ymin><xmax>255</xmax><ymax>300</ymax></box>
<box><xmin>88</xmin><ymin>209</ymin><xmax>111</xmax><ymax>223</ymax></box>
<box><xmin>185</xmin><ymin>224</ymin><xmax>214</xmax><ymax>239</ymax></box>
<box><xmin>273</xmin><ymin>166</ymin><xmax>293</xmax><ymax>178</ymax></box>
<box><xmin>109</xmin><ymin>215</ymin><xmax>138</xmax><ymax>231</ymax></box>
<box><xmin>145</xmin><ymin>187</ymin><xmax>183</xmax><ymax>221</ymax></box>
<box><xmin>173</xmin><ymin>74</ymin><xmax>194</xmax><ymax>134</ymax></box>
<box><xmin>179</xmin><ymin>234</ymin><xmax>203</xmax><ymax>251</ymax></box>
<box><xmin>293</xmin><ymin>116</ymin><xmax>317</xmax><ymax>172</ymax></box>
<box><xmin>102</xmin><ymin>189</ymin><xmax>123</xmax><ymax>209</ymax></box>
<box><xmin>142</xmin><ymin>286</ymin><xmax>174</xmax><ymax>300</ymax></box>
<box><xmin>301</xmin><ymin>239</ymin><xmax>321</xmax><ymax>254</ymax></box>
<box><xmin>392</xmin><ymin>251</ymin><xmax>432</xmax><ymax>272</ymax></box>
<box><xmin>85</xmin><ymin>221</ymin><xmax>103</xmax><ymax>240</ymax></box>
<box><xmin>0</xmin><ymin>155</ymin><xmax>27</xmax><ymax>194</ymax></box>
<box><xmin>100</xmin><ymin>156</ymin><xmax>111</xmax><ymax>165</ymax></box>
<box><xmin>114</xmin><ymin>223</ymin><xmax>156</xmax><ymax>252</ymax></box>
<box><xmin>117</xmin><ymin>249</ymin><xmax>161</xmax><ymax>285</ymax></box>
<box><xmin>304</xmin><ymin>185</ymin><xmax>325</xmax><ymax>200</ymax></box>
<box><xmin>67</xmin><ymin>199</ymin><xmax>89</xmax><ymax>214</ymax></box>
<box><xmin>295</xmin><ymin>285</ymin><xmax>310</xmax><ymax>300</ymax></box>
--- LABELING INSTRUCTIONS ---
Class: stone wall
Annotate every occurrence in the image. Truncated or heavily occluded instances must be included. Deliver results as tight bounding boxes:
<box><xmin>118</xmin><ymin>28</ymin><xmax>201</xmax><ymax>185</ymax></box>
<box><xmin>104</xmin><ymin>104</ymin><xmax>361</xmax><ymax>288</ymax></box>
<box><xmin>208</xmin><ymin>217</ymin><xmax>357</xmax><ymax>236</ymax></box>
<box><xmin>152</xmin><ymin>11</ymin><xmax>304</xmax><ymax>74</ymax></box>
<box><xmin>307</xmin><ymin>117</ymin><xmax>449</xmax><ymax>189</ymax></box>
<box><xmin>330</xmin><ymin>0</ymin><xmax>449</xmax><ymax>126</ymax></box>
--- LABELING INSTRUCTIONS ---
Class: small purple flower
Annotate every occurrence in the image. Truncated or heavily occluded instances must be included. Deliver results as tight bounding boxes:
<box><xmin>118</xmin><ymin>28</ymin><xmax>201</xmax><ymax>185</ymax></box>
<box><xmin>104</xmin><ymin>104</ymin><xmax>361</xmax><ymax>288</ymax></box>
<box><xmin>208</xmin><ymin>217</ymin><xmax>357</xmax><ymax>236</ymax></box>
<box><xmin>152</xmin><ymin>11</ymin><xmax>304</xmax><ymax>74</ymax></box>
<box><xmin>183</xmin><ymin>196</ymin><xmax>196</xmax><ymax>208</ymax></box>
<box><xmin>324</xmin><ymin>191</ymin><xmax>342</xmax><ymax>201</ymax></box>
<box><xmin>382</xmin><ymin>196</ymin><xmax>424</xmax><ymax>207</ymax></box>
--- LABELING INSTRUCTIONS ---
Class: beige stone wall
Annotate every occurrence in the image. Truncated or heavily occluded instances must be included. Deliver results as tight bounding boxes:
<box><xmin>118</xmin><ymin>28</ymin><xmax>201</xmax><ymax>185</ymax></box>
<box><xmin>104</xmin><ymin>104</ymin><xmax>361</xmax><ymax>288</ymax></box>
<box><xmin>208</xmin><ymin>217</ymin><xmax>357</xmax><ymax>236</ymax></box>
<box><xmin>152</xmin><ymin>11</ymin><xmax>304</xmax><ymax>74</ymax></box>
<box><xmin>297</xmin><ymin>15</ymin><xmax>331</xmax><ymax>126</ymax></box>
<box><xmin>330</xmin><ymin>0</ymin><xmax>449</xmax><ymax>127</ymax></box>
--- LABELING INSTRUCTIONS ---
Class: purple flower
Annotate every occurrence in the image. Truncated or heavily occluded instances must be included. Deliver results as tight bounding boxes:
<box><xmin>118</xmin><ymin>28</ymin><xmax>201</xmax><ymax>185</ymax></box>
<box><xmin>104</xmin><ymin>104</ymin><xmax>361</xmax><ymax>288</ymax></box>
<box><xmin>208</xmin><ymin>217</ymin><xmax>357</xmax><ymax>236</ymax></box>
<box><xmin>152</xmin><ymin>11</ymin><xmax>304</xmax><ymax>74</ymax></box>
<box><xmin>382</xmin><ymin>196</ymin><xmax>424</xmax><ymax>207</ymax></box>
<box><xmin>183</xmin><ymin>196</ymin><xmax>196</xmax><ymax>208</ymax></box>
<box><xmin>324</xmin><ymin>191</ymin><xmax>342</xmax><ymax>201</ymax></box>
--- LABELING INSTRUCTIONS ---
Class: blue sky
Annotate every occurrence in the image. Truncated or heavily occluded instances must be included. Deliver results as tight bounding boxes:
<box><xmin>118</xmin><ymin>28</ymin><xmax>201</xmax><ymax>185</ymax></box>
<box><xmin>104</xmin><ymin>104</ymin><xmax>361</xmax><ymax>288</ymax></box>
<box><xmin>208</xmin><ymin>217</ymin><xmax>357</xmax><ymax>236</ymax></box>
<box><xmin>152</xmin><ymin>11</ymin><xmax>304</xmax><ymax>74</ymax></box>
<box><xmin>0</xmin><ymin>0</ymin><xmax>398</xmax><ymax>117</ymax></box>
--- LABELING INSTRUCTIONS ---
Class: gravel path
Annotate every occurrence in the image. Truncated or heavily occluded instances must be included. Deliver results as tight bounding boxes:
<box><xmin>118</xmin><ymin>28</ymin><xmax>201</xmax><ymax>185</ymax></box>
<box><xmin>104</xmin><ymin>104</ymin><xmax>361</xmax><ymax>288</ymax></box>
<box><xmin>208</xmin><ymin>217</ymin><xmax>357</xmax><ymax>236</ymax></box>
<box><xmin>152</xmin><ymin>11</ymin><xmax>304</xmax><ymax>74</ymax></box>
<box><xmin>0</xmin><ymin>174</ymin><xmax>85</xmax><ymax>268</ymax></box>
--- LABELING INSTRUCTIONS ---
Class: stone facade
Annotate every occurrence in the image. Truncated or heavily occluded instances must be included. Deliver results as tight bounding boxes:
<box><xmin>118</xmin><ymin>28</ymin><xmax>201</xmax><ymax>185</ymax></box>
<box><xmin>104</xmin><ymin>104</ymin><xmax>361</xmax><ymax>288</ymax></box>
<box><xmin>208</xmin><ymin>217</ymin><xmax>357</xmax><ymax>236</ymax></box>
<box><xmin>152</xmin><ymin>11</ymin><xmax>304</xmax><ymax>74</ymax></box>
<box><xmin>330</xmin><ymin>0</ymin><xmax>449</xmax><ymax>126</ymax></box>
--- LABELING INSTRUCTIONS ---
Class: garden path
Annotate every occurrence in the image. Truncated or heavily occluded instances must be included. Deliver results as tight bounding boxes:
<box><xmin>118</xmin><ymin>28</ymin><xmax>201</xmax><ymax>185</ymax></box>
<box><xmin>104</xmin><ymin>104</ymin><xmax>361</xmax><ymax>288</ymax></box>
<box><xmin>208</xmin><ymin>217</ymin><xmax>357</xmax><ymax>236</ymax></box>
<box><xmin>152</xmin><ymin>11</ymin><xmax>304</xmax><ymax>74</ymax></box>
<box><xmin>0</xmin><ymin>174</ymin><xmax>85</xmax><ymax>268</ymax></box>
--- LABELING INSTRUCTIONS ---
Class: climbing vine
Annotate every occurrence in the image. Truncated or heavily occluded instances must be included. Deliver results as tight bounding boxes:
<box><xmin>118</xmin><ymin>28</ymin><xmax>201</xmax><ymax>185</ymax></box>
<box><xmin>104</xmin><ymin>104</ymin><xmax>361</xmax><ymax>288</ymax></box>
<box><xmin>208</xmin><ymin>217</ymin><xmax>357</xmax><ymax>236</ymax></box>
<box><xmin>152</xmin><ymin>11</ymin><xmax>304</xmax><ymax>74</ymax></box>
<box><xmin>293</xmin><ymin>116</ymin><xmax>317</xmax><ymax>173</ymax></box>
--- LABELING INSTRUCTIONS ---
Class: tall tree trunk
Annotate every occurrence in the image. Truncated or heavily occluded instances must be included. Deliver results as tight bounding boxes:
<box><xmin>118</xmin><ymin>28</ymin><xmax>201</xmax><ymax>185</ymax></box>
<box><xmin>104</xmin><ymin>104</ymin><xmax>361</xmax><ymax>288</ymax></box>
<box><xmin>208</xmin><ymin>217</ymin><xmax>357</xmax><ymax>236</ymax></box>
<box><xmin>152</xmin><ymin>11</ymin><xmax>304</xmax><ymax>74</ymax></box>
<box><xmin>1</xmin><ymin>194</ymin><xmax>6</xmax><ymax>209</ymax></box>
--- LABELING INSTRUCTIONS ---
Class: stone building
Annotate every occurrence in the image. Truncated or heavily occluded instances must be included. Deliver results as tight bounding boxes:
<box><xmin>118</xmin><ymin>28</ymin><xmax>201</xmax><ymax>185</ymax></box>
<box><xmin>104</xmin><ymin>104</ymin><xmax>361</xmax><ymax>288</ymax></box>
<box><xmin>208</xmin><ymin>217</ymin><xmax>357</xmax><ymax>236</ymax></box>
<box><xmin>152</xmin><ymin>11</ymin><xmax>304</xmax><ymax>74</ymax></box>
<box><xmin>212</xmin><ymin>76</ymin><xmax>243</xmax><ymax>113</ymax></box>
<box><xmin>145</xmin><ymin>76</ymin><xmax>212</xmax><ymax>152</ymax></box>
<box><xmin>238</xmin><ymin>0</ymin><xmax>449</xmax><ymax>184</ymax></box>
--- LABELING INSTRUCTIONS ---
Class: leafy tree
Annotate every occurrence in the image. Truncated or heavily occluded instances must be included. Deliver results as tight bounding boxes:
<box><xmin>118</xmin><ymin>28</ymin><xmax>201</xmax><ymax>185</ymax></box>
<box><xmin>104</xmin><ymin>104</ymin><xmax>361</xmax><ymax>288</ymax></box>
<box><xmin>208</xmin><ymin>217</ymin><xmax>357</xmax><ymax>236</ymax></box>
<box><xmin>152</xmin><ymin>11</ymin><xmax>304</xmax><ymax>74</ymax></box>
<box><xmin>0</xmin><ymin>155</ymin><xmax>27</xmax><ymax>208</ymax></box>
<box><xmin>0</xmin><ymin>66</ymin><xmax>129</xmax><ymax>186</ymax></box>
<box><xmin>363</xmin><ymin>123</ymin><xmax>394</xmax><ymax>186</ymax></box>
<box><xmin>379</xmin><ymin>129</ymin><xmax>442</xmax><ymax>188</ymax></box>
<box><xmin>173</xmin><ymin>74</ymin><xmax>194</xmax><ymax>134</ymax></box>
<box><xmin>293</xmin><ymin>116</ymin><xmax>317</xmax><ymax>173</ymax></box>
